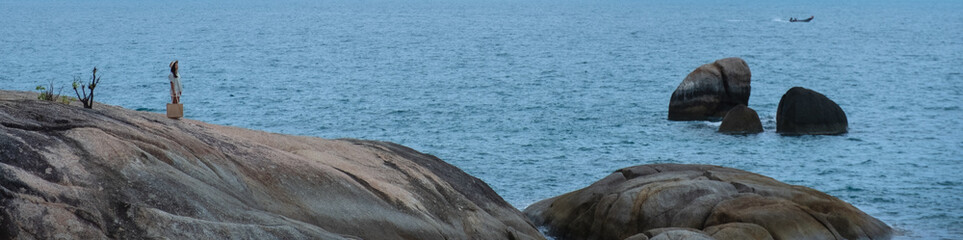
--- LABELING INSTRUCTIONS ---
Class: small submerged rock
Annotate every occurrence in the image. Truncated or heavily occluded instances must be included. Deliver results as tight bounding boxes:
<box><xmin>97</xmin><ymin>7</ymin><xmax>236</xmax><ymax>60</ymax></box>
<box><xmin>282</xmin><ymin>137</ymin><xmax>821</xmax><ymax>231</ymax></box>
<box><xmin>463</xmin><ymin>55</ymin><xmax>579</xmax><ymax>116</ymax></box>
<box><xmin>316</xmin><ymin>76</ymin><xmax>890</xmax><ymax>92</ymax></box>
<box><xmin>668</xmin><ymin>57</ymin><xmax>752</xmax><ymax>121</ymax></box>
<box><xmin>776</xmin><ymin>87</ymin><xmax>848</xmax><ymax>135</ymax></box>
<box><xmin>718</xmin><ymin>104</ymin><xmax>763</xmax><ymax>134</ymax></box>
<box><xmin>523</xmin><ymin>164</ymin><xmax>891</xmax><ymax>240</ymax></box>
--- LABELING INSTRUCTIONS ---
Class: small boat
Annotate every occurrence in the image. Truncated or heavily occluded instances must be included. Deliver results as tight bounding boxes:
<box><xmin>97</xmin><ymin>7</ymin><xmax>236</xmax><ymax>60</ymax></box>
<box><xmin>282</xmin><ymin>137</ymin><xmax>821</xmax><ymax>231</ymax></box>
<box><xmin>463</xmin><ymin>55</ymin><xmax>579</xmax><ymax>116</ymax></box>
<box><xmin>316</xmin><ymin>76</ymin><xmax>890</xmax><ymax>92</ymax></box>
<box><xmin>790</xmin><ymin>16</ymin><xmax>814</xmax><ymax>22</ymax></box>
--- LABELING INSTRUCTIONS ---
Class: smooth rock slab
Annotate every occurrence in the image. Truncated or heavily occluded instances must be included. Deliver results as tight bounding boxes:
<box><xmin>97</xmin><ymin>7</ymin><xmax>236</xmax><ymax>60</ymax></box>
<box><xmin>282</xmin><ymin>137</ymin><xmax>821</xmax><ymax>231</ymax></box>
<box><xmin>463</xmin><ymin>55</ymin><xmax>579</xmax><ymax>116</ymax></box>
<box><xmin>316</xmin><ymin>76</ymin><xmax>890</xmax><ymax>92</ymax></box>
<box><xmin>0</xmin><ymin>90</ymin><xmax>543</xmax><ymax>240</ymax></box>
<box><xmin>523</xmin><ymin>164</ymin><xmax>891</xmax><ymax>240</ymax></box>
<box><xmin>668</xmin><ymin>58</ymin><xmax>752</xmax><ymax>121</ymax></box>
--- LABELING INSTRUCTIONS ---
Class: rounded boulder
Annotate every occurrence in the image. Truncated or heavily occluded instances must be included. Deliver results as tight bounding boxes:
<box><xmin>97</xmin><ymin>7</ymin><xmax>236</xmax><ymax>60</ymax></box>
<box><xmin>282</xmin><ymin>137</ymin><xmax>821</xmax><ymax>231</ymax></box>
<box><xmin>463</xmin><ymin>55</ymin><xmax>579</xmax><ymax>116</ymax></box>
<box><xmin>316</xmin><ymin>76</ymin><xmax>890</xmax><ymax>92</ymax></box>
<box><xmin>776</xmin><ymin>87</ymin><xmax>848</xmax><ymax>135</ymax></box>
<box><xmin>718</xmin><ymin>104</ymin><xmax>763</xmax><ymax>134</ymax></box>
<box><xmin>523</xmin><ymin>164</ymin><xmax>891</xmax><ymax>240</ymax></box>
<box><xmin>668</xmin><ymin>57</ymin><xmax>752</xmax><ymax>121</ymax></box>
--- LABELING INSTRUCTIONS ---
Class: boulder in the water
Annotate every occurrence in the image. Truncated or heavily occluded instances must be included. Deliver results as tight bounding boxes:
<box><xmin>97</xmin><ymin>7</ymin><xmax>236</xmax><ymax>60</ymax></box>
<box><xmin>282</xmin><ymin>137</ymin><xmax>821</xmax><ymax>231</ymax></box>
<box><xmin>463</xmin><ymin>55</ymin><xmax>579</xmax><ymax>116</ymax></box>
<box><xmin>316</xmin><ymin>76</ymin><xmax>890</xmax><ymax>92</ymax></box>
<box><xmin>776</xmin><ymin>87</ymin><xmax>848</xmax><ymax>135</ymax></box>
<box><xmin>718</xmin><ymin>104</ymin><xmax>763</xmax><ymax>134</ymax></box>
<box><xmin>668</xmin><ymin>57</ymin><xmax>752</xmax><ymax>121</ymax></box>
<box><xmin>523</xmin><ymin>164</ymin><xmax>891</xmax><ymax>240</ymax></box>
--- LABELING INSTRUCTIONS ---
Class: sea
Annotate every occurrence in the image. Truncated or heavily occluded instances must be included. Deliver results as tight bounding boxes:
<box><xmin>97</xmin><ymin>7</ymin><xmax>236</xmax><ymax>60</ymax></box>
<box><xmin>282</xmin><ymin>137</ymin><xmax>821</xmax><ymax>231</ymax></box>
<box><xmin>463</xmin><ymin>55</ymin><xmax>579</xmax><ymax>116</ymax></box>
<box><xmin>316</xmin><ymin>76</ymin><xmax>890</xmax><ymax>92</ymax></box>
<box><xmin>1</xmin><ymin>0</ymin><xmax>961</xmax><ymax>239</ymax></box>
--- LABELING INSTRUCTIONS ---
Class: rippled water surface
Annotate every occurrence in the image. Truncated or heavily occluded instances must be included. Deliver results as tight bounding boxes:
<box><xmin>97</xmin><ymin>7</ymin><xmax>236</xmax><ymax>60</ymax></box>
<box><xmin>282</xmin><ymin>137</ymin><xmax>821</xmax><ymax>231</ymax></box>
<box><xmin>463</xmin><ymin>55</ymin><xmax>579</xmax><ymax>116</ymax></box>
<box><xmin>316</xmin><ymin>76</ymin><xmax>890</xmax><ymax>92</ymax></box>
<box><xmin>2</xmin><ymin>0</ymin><xmax>961</xmax><ymax>238</ymax></box>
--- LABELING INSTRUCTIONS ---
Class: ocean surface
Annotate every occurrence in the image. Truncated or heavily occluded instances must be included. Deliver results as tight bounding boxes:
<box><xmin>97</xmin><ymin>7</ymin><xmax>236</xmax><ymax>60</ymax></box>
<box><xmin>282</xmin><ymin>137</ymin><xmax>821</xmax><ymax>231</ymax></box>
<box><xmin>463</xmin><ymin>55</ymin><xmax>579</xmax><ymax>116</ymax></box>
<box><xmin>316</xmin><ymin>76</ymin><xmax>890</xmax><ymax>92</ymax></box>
<box><xmin>2</xmin><ymin>0</ymin><xmax>961</xmax><ymax>238</ymax></box>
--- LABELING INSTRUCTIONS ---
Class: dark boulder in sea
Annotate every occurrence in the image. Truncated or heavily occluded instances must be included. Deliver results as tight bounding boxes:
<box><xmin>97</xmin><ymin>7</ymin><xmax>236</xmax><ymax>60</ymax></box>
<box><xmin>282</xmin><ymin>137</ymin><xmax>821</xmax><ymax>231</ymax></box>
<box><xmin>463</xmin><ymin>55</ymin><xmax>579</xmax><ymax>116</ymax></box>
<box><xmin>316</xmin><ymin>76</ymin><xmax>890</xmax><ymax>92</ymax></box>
<box><xmin>668</xmin><ymin>57</ymin><xmax>752</xmax><ymax>121</ymax></box>
<box><xmin>718</xmin><ymin>104</ymin><xmax>763</xmax><ymax>134</ymax></box>
<box><xmin>776</xmin><ymin>87</ymin><xmax>848</xmax><ymax>135</ymax></box>
<box><xmin>523</xmin><ymin>164</ymin><xmax>891</xmax><ymax>240</ymax></box>
<box><xmin>0</xmin><ymin>90</ymin><xmax>543</xmax><ymax>240</ymax></box>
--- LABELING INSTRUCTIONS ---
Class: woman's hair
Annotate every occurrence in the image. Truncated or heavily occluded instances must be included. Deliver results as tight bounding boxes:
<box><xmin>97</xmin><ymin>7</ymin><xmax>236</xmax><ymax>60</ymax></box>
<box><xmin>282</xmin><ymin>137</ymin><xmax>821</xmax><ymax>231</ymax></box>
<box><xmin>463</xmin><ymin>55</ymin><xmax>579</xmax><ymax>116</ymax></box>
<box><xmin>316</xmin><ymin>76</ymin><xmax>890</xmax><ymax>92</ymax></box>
<box><xmin>169</xmin><ymin>60</ymin><xmax>179</xmax><ymax>78</ymax></box>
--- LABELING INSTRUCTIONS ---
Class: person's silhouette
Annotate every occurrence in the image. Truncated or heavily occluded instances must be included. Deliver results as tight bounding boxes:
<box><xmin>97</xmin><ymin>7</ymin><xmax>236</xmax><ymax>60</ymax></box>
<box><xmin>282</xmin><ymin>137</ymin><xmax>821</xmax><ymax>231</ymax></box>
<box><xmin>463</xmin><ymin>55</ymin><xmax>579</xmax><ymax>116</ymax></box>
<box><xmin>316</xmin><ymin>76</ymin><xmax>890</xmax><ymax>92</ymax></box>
<box><xmin>169</xmin><ymin>61</ymin><xmax>182</xmax><ymax>104</ymax></box>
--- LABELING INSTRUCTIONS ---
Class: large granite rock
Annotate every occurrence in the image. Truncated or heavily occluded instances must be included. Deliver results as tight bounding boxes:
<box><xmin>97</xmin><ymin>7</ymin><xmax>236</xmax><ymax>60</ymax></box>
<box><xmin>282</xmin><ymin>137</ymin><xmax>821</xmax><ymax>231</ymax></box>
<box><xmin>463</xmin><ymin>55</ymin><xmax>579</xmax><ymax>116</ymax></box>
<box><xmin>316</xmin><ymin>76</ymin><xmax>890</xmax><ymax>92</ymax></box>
<box><xmin>0</xmin><ymin>90</ymin><xmax>543</xmax><ymax>240</ymax></box>
<box><xmin>718</xmin><ymin>104</ymin><xmax>763</xmax><ymax>134</ymax></box>
<box><xmin>668</xmin><ymin>58</ymin><xmax>751</xmax><ymax>121</ymax></box>
<box><xmin>523</xmin><ymin>164</ymin><xmax>890</xmax><ymax>240</ymax></box>
<box><xmin>776</xmin><ymin>87</ymin><xmax>848</xmax><ymax>135</ymax></box>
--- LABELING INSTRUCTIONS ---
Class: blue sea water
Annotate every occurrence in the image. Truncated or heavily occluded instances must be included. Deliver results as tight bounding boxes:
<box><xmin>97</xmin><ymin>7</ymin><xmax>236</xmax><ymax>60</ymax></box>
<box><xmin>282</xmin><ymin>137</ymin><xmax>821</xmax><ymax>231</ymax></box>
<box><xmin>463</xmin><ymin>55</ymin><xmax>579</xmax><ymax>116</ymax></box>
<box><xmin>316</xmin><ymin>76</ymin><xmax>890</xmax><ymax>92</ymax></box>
<box><xmin>2</xmin><ymin>0</ymin><xmax>961</xmax><ymax>238</ymax></box>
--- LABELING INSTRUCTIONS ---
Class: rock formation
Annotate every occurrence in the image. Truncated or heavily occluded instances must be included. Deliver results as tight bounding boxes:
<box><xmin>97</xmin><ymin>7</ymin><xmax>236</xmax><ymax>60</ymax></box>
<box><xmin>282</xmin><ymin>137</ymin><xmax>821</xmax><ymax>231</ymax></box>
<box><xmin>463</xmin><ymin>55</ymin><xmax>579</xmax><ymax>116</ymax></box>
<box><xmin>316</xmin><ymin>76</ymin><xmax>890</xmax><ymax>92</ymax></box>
<box><xmin>776</xmin><ymin>87</ymin><xmax>848</xmax><ymax>135</ymax></box>
<box><xmin>718</xmin><ymin>104</ymin><xmax>763</xmax><ymax>134</ymax></box>
<box><xmin>0</xmin><ymin>90</ymin><xmax>543</xmax><ymax>240</ymax></box>
<box><xmin>668</xmin><ymin>58</ymin><xmax>751</xmax><ymax>121</ymax></box>
<box><xmin>523</xmin><ymin>164</ymin><xmax>891</xmax><ymax>240</ymax></box>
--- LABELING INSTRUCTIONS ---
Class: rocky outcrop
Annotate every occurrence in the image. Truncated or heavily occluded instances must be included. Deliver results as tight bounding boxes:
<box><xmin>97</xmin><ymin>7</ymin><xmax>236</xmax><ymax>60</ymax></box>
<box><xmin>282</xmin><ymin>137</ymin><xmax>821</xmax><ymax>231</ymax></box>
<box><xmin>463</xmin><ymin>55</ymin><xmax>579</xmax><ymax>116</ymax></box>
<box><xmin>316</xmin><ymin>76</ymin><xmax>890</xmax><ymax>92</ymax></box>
<box><xmin>0</xmin><ymin>90</ymin><xmax>543</xmax><ymax>240</ymax></box>
<box><xmin>523</xmin><ymin>164</ymin><xmax>891</xmax><ymax>240</ymax></box>
<box><xmin>776</xmin><ymin>87</ymin><xmax>848</xmax><ymax>135</ymax></box>
<box><xmin>718</xmin><ymin>105</ymin><xmax>763</xmax><ymax>134</ymax></box>
<box><xmin>668</xmin><ymin>58</ymin><xmax>751</xmax><ymax>121</ymax></box>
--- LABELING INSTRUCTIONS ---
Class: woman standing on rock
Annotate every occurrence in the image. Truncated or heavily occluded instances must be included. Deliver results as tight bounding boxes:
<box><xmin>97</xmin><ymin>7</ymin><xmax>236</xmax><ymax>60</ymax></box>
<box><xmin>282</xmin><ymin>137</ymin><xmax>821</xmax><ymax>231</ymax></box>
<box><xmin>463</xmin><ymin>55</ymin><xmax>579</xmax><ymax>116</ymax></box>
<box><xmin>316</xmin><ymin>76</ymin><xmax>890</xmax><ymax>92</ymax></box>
<box><xmin>169</xmin><ymin>60</ymin><xmax>182</xmax><ymax>104</ymax></box>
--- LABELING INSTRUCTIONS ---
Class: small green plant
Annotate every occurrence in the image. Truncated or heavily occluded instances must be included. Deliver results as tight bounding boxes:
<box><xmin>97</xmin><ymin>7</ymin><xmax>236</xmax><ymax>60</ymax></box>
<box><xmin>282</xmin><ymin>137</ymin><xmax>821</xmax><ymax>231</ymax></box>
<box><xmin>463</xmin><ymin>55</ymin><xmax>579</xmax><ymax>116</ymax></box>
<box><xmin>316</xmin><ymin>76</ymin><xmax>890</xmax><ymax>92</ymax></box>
<box><xmin>35</xmin><ymin>81</ymin><xmax>63</xmax><ymax>102</ymax></box>
<box><xmin>60</xmin><ymin>96</ymin><xmax>74</xmax><ymax>104</ymax></box>
<box><xmin>73</xmin><ymin>67</ymin><xmax>102</xmax><ymax>109</ymax></box>
<box><xmin>36</xmin><ymin>85</ymin><xmax>52</xmax><ymax>101</ymax></box>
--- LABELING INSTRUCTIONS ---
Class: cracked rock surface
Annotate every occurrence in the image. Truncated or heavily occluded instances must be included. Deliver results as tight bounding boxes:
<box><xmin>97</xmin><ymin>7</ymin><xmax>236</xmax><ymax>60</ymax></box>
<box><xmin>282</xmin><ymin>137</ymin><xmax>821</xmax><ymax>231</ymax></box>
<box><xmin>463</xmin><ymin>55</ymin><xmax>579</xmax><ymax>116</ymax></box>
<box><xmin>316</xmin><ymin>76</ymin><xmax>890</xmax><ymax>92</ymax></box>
<box><xmin>0</xmin><ymin>90</ymin><xmax>543</xmax><ymax>240</ymax></box>
<box><xmin>523</xmin><ymin>164</ymin><xmax>891</xmax><ymax>240</ymax></box>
